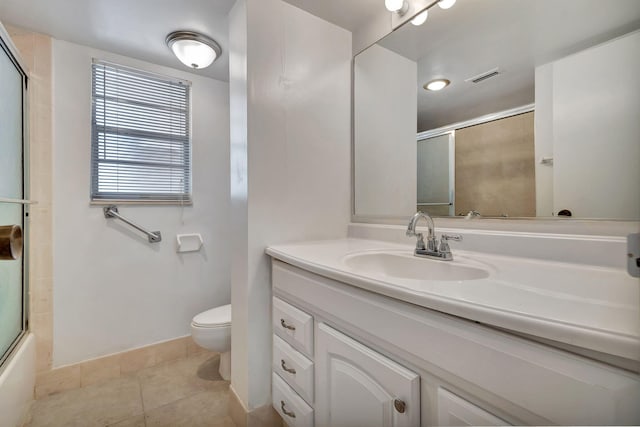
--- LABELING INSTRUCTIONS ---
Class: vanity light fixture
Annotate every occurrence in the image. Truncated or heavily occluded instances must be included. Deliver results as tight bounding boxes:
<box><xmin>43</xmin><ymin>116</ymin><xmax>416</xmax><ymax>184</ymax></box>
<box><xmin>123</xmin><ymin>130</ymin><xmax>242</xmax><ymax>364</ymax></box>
<box><xmin>438</xmin><ymin>0</ymin><xmax>457</xmax><ymax>9</ymax></box>
<box><xmin>385</xmin><ymin>0</ymin><xmax>409</xmax><ymax>15</ymax></box>
<box><xmin>424</xmin><ymin>79</ymin><xmax>451</xmax><ymax>91</ymax></box>
<box><xmin>166</xmin><ymin>31</ymin><xmax>221</xmax><ymax>69</ymax></box>
<box><xmin>411</xmin><ymin>10</ymin><xmax>429</xmax><ymax>26</ymax></box>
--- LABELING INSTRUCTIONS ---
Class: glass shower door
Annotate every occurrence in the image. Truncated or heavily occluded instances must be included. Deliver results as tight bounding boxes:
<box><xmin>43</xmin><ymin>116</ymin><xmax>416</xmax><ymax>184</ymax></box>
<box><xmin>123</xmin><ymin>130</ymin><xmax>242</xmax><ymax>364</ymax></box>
<box><xmin>0</xmin><ymin>26</ymin><xmax>28</xmax><ymax>367</ymax></box>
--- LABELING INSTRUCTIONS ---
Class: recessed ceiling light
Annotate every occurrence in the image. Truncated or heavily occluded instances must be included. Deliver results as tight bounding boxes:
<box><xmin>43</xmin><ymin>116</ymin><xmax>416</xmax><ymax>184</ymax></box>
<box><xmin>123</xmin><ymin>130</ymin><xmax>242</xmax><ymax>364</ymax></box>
<box><xmin>438</xmin><ymin>0</ymin><xmax>457</xmax><ymax>9</ymax></box>
<box><xmin>166</xmin><ymin>31</ymin><xmax>221</xmax><ymax>70</ymax></box>
<box><xmin>411</xmin><ymin>10</ymin><xmax>429</xmax><ymax>26</ymax></box>
<box><xmin>424</xmin><ymin>79</ymin><xmax>451</xmax><ymax>91</ymax></box>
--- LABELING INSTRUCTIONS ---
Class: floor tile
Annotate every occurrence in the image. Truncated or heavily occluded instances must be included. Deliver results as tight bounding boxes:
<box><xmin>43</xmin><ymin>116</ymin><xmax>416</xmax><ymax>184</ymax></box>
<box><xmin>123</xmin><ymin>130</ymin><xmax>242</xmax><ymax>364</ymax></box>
<box><xmin>137</xmin><ymin>352</ymin><xmax>228</xmax><ymax>411</ymax></box>
<box><xmin>145</xmin><ymin>389</ymin><xmax>233</xmax><ymax>427</ymax></box>
<box><xmin>106</xmin><ymin>414</ymin><xmax>146</xmax><ymax>427</ymax></box>
<box><xmin>26</xmin><ymin>376</ymin><xmax>143</xmax><ymax>427</ymax></box>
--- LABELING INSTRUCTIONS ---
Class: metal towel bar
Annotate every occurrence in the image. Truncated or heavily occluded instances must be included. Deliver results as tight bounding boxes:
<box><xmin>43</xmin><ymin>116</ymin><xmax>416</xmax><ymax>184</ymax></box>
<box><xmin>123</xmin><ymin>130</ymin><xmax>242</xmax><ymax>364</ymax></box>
<box><xmin>103</xmin><ymin>205</ymin><xmax>162</xmax><ymax>243</ymax></box>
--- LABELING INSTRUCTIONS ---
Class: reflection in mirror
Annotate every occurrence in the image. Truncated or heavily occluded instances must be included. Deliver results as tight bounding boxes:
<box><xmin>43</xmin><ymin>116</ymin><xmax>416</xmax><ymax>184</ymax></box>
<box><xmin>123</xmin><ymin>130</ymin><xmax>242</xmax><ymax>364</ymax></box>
<box><xmin>353</xmin><ymin>0</ymin><xmax>640</xmax><ymax>220</ymax></box>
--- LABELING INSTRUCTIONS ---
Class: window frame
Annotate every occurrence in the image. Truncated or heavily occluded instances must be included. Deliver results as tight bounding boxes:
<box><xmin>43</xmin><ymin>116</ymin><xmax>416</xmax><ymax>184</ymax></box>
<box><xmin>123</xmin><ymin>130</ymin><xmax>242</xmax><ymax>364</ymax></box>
<box><xmin>90</xmin><ymin>59</ymin><xmax>193</xmax><ymax>205</ymax></box>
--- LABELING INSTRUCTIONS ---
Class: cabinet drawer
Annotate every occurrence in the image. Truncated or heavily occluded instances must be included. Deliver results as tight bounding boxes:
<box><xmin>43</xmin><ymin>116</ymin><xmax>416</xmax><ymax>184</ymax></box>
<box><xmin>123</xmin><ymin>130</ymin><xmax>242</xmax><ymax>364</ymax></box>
<box><xmin>273</xmin><ymin>297</ymin><xmax>313</xmax><ymax>357</ymax></box>
<box><xmin>273</xmin><ymin>372</ymin><xmax>314</xmax><ymax>427</ymax></box>
<box><xmin>438</xmin><ymin>388</ymin><xmax>510</xmax><ymax>426</ymax></box>
<box><xmin>273</xmin><ymin>334</ymin><xmax>314</xmax><ymax>404</ymax></box>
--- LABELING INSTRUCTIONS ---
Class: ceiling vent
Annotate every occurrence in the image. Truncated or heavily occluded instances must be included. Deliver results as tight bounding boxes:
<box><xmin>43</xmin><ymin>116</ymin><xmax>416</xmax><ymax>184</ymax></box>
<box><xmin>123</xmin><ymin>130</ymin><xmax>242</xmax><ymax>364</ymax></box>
<box><xmin>465</xmin><ymin>68</ymin><xmax>501</xmax><ymax>84</ymax></box>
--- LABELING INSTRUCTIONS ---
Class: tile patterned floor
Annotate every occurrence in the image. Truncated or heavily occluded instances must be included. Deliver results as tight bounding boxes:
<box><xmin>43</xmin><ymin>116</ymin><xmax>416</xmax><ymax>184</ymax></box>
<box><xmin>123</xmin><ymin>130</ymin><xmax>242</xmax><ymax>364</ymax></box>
<box><xmin>24</xmin><ymin>352</ymin><xmax>236</xmax><ymax>427</ymax></box>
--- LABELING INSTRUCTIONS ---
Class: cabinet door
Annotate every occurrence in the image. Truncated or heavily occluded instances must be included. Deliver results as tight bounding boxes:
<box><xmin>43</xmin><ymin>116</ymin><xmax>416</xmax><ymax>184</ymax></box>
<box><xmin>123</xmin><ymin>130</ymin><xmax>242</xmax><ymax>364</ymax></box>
<box><xmin>315</xmin><ymin>323</ymin><xmax>420</xmax><ymax>427</ymax></box>
<box><xmin>437</xmin><ymin>388</ymin><xmax>510</xmax><ymax>426</ymax></box>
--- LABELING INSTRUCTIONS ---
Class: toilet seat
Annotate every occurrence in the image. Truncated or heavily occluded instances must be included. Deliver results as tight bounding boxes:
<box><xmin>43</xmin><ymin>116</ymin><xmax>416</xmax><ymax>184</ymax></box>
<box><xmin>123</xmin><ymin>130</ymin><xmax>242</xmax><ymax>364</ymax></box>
<box><xmin>192</xmin><ymin>304</ymin><xmax>231</xmax><ymax>328</ymax></box>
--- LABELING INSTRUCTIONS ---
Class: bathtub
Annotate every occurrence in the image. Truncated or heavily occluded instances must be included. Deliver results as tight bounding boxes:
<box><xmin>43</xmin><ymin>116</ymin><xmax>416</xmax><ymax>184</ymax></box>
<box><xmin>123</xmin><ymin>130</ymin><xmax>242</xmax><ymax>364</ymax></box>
<box><xmin>0</xmin><ymin>334</ymin><xmax>35</xmax><ymax>427</ymax></box>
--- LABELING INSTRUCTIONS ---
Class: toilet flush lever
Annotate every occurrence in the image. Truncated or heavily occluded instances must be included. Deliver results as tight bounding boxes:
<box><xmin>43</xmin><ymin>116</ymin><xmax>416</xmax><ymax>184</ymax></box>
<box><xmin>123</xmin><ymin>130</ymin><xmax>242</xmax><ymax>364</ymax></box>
<box><xmin>280</xmin><ymin>319</ymin><xmax>296</xmax><ymax>331</ymax></box>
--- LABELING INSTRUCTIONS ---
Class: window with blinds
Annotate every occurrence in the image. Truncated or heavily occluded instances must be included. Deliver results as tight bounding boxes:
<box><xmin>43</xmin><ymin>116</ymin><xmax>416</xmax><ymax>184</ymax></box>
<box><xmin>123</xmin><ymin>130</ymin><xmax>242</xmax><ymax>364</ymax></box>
<box><xmin>91</xmin><ymin>60</ymin><xmax>192</xmax><ymax>203</ymax></box>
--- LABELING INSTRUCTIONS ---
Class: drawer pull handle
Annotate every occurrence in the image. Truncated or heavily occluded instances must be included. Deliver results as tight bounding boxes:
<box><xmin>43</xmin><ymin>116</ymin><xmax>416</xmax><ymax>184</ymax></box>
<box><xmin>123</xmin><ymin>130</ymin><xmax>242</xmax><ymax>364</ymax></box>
<box><xmin>281</xmin><ymin>359</ymin><xmax>297</xmax><ymax>374</ymax></box>
<box><xmin>394</xmin><ymin>398</ymin><xmax>406</xmax><ymax>414</ymax></box>
<box><xmin>280</xmin><ymin>318</ymin><xmax>296</xmax><ymax>331</ymax></box>
<box><xmin>281</xmin><ymin>400</ymin><xmax>296</xmax><ymax>418</ymax></box>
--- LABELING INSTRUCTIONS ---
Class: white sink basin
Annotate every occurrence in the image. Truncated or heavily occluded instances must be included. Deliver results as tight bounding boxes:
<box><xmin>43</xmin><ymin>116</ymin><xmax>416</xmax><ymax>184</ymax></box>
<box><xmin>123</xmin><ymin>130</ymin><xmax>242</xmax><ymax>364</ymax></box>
<box><xmin>343</xmin><ymin>251</ymin><xmax>491</xmax><ymax>281</ymax></box>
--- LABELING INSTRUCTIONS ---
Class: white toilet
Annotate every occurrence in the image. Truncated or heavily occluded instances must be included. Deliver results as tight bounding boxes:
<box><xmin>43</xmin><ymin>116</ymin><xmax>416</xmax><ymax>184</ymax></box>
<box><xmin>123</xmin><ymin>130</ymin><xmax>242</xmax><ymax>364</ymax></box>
<box><xmin>191</xmin><ymin>304</ymin><xmax>232</xmax><ymax>381</ymax></box>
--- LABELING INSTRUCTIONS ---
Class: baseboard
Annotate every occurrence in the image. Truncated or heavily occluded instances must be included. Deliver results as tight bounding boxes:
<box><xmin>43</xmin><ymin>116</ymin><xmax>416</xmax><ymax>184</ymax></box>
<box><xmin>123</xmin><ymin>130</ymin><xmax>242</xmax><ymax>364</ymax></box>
<box><xmin>34</xmin><ymin>335</ymin><xmax>208</xmax><ymax>399</ymax></box>
<box><xmin>229</xmin><ymin>385</ymin><xmax>283</xmax><ymax>427</ymax></box>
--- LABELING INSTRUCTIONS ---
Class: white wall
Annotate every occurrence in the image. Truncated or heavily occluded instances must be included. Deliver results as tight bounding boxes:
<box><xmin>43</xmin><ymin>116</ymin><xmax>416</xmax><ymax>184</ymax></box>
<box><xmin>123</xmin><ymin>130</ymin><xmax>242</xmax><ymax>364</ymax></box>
<box><xmin>354</xmin><ymin>44</ymin><xmax>417</xmax><ymax>217</ymax></box>
<box><xmin>546</xmin><ymin>31</ymin><xmax>640</xmax><ymax>219</ymax></box>
<box><xmin>52</xmin><ymin>40</ymin><xmax>231</xmax><ymax>366</ymax></box>
<box><xmin>229</xmin><ymin>0</ymin><xmax>351</xmax><ymax>410</ymax></box>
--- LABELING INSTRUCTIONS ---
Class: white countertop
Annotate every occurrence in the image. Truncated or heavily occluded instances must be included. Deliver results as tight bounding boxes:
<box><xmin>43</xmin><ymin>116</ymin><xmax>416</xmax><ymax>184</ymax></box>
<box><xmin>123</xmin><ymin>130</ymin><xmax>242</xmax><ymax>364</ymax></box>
<box><xmin>266</xmin><ymin>238</ymin><xmax>640</xmax><ymax>362</ymax></box>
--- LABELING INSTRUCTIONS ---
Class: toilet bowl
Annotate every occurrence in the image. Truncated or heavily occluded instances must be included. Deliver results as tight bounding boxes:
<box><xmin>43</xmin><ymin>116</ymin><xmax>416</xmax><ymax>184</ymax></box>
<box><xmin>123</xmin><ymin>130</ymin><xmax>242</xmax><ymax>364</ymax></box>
<box><xmin>191</xmin><ymin>304</ymin><xmax>231</xmax><ymax>380</ymax></box>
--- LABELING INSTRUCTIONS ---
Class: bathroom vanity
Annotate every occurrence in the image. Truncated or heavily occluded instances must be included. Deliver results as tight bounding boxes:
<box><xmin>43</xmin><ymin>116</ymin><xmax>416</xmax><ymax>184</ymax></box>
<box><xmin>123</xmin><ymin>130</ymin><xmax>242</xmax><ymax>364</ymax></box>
<box><xmin>266</xmin><ymin>238</ymin><xmax>640</xmax><ymax>427</ymax></box>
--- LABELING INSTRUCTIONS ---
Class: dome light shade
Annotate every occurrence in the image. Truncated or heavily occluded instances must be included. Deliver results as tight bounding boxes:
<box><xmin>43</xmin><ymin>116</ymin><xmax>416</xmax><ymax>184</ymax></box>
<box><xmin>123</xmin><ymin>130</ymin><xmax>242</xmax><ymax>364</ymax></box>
<box><xmin>424</xmin><ymin>79</ymin><xmax>451</xmax><ymax>91</ymax></box>
<box><xmin>166</xmin><ymin>31</ymin><xmax>221</xmax><ymax>69</ymax></box>
<box><xmin>438</xmin><ymin>0</ymin><xmax>457</xmax><ymax>9</ymax></box>
<box><xmin>411</xmin><ymin>10</ymin><xmax>428</xmax><ymax>26</ymax></box>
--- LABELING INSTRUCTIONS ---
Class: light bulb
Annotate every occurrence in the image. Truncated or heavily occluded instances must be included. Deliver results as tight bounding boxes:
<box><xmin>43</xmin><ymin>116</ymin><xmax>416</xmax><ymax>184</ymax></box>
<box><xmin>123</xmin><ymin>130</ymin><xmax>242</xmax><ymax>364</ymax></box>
<box><xmin>424</xmin><ymin>79</ymin><xmax>451</xmax><ymax>91</ymax></box>
<box><xmin>438</xmin><ymin>0</ymin><xmax>456</xmax><ymax>9</ymax></box>
<box><xmin>385</xmin><ymin>0</ymin><xmax>406</xmax><ymax>12</ymax></box>
<box><xmin>411</xmin><ymin>10</ymin><xmax>428</xmax><ymax>26</ymax></box>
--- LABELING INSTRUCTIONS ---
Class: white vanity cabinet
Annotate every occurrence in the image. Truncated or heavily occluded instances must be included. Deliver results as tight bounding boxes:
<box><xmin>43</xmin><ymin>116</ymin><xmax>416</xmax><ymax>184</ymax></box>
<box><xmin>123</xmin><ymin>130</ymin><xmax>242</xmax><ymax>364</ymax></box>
<box><xmin>315</xmin><ymin>322</ymin><xmax>420</xmax><ymax>427</ymax></box>
<box><xmin>270</xmin><ymin>258</ymin><xmax>640</xmax><ymax>426</ymax></box>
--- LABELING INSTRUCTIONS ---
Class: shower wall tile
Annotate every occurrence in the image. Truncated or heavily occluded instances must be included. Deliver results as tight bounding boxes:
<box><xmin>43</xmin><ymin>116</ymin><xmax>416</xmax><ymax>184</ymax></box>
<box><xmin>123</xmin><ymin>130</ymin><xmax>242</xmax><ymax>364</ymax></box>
<box><xmin>29</xmin><ymin>283</ymin><xmax>52</xmax><ymax>315</ymax></box>
<box><xmin>7</xmin><ymin>25</ymin><xmax>54</xmax><ymax>376</ymax></box>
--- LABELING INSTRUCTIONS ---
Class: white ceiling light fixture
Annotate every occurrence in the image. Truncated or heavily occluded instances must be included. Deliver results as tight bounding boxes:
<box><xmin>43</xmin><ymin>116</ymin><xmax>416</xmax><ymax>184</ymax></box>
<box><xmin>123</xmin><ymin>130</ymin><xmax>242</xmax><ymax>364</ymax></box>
<box><xmin>424</xmin><ymin>79</ymin><xmax>451</xmax><ymax>91</ymax></box>
<box><xmin>411</xmin><ymin>10</ymin><xmax>428</xmax><ymax>26</ymax></box>
<box><xmin>385</xmin><ymin>0</ymin><xmax>409</xmax><ymax>15</ymax></box>
<box><xmin>438</xmin><ymin>0</ymin><xmax>456</xmax><ymax>9</ymax></box>
<box><xmin>166</xmin><ymin>31</ymin><xmax>221</xmax><ymax>70</ymax></box>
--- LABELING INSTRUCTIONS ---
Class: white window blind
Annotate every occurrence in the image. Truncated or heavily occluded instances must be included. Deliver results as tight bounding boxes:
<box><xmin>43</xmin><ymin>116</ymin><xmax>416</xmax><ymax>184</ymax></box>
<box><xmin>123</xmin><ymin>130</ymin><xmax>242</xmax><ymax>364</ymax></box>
<box><xmin>91</xmin><ymin>60</ymin><xmax>192</xmax><ymax>203</ymax></box>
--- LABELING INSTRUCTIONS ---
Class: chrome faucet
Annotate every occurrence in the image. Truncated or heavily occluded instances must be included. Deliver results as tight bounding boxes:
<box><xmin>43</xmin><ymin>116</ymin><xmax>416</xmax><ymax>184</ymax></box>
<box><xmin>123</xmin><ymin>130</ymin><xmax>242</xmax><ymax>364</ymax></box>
<box><xmin>406</xmin><ymin>211</ymin><xmax>462</xmax><ymax>261</ymax></box>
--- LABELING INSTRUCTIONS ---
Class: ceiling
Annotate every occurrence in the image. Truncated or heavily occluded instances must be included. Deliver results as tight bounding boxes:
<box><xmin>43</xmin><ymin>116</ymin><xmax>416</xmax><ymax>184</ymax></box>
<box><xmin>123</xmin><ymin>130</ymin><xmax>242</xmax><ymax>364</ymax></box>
<box><xmin>0</xmin><ymin>0</ymin><xmax>381</xmax><ymax>82</ymax></box>
<box><xmin>282</xmin><ymin>0</ymin><xmax>381</xmax><ymax>33</ymax></box>
<box><xmin>371</xmin><ymin>0</ymin><xmax>640</xmax><ymax>131</ymax></box>
<box><xmin>0</xmin><ymin>0</ymin><xmax>236</xmax><ymax>81</ymax></box>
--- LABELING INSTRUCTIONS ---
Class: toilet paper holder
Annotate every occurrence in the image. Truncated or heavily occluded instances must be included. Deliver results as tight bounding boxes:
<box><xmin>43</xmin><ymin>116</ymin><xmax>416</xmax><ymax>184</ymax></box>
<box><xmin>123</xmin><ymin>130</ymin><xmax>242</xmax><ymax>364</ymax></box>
<box><xmin>0</xmin><ymin>224</ymin><xmax>23</xmax><ymax>260</ymax></box>
<box><xmin>176</xmin><ymin>233</ymin><xmax>204</xmax><ymax>253</ymax></box>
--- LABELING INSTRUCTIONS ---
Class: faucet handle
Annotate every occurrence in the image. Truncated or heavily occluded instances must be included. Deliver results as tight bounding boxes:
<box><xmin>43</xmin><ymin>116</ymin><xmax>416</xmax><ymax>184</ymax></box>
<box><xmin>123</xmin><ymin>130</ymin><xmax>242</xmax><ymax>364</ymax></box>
<box><xmin>439</xmin><ymin>234</ymin><xmax>461</xmax><ymax>254</ymax></box>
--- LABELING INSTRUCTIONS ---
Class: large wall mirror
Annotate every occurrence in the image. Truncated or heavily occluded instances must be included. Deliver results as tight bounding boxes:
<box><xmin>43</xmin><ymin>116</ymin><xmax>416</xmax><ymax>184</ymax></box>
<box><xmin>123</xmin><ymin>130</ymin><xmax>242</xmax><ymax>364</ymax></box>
<box><xmin>353</xmin><ymin>0</ymin><xmax>640</xmax><ymax>221</ymax></box>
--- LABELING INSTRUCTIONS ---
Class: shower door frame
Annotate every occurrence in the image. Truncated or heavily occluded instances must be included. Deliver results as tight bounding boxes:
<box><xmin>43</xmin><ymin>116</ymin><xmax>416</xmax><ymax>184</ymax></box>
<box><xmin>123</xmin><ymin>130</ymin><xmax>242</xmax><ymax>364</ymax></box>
<box><xmin>0</xmin><ymin>22</ymin><xmax>30</xmax><ymax>371</ymax></box>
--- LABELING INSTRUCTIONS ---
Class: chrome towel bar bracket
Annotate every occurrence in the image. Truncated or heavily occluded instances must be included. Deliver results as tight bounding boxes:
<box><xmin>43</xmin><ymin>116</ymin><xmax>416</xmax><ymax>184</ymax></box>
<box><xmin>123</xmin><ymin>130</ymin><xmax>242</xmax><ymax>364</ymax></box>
<box><xmin>103</xmin><ymin>205</ymin><xmax>162</xmax><ymax>243</ymax></box>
